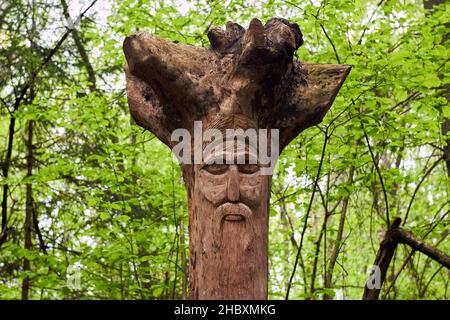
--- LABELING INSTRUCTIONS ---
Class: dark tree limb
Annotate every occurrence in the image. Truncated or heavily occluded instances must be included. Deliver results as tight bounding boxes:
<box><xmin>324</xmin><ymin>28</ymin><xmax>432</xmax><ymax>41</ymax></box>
<box><xmin>60</xmin><ymin>0</ymin><xmax>98</xmax><ymax>92</ymax></box>
<box><xmin>382</xmin><ymin>208</ymin><xmax>449</xmax><ymax>298</ymax></box>
<box><xmin>362</xmin><ymin>218</ymin><xmax>401</xmax><ymax>300</ymax></box>
<box><xmin>22</xmin><ymin>119</ymin><xmax>34</xmax><ymax>300</ymax></box>
<box><xmin>363</xmin><ymin>217</ymin><xmax>450</xmax><ymax>300</ymax></box>
<box><xmin>392</xmin><ymin>228</ymin><xmax>450</xmax><ymax>269</ymax></box>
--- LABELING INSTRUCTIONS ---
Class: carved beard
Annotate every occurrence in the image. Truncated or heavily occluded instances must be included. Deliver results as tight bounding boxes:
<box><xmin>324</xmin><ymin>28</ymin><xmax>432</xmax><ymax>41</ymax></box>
<box><xmin>213</xmin><ymin>202</ymin><xmax>255</xmax><ymax>250</ymax></box>
<box><xmin>190</xmin><ymin>160</ymin><xmax>270</xmax><ymax>299</ymax></box>
<box><xmin>191</xmin><ymin>176</ymin><xmax>269</xmax><ymax>299</ymax></box>
<box><xmin>194</xmin><ymin>197</ymin><xmax>263</xmax><ymax>298</ymax></box>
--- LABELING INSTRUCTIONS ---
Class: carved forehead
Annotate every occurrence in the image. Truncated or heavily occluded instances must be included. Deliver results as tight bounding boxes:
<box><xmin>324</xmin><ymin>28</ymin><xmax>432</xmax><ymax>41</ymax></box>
<box><xmin>203</xmin><ymin>149</ymin><xmax>258</xmax><ymax>164</ymax></box>
<box><xmin>201</xmin><ymin>119</ymin><xmax>260</xmax><ymax>161</ymax></box>
<box><xmin>200</xmin><ymin>112</ymin><xmax>259</xmax><ymax>148</ymax></box>
<box><xmin>205</xmin><ymin>113</ymin><xmax>257</xmax><ymax>131</ymax></box>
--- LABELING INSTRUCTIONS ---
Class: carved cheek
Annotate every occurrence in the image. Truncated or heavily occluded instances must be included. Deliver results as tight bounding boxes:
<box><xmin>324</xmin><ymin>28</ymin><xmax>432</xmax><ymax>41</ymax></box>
<box><xmin>197</xmin><ymin>170</ymin><xmax>228</xmax><ymax>205</ymax></box>
<box><xmin>239</xmin><ymin>174</ymin><xmax>264</xmax><ymax>203</ymax></box>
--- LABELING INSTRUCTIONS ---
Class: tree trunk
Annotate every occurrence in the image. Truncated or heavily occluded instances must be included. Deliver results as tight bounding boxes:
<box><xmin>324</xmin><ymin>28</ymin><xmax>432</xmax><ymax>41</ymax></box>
<box><xmin>123</xmin><ymin>18</ymin><xmax>350</xmax><ymax>299</ymax></box>
<box><xmin>362</xmin><ymin>218</ymin><xmax>401</xmax><ymax>300</ymax></box>
<box><xmin>22</xmin><ymin>120</ymin><xmax>34</xmax><ymax>300</ymax></box>
<box><xmin>324</xmin><ymin>164</ymin><xmax>354</xmax><ymax>299</ymax></box>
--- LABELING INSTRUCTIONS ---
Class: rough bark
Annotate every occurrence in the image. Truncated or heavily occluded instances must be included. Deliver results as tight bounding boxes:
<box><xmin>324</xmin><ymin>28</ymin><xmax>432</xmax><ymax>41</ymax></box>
<box><xmin>124</xmin><ymin>18</ymin><xmax>350</xmax><ymax>300</ymax></box>
<box><xmin>123</xmin><ymin>19</ymin><xmax>350</xmax><ymax>150</ymax></box>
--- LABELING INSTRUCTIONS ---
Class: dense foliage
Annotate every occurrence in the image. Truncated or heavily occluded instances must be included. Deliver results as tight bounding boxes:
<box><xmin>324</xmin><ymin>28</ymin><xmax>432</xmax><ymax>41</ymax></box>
<box><xmin>0</xmin><ymin>0</ymin><xmax>448</xmax><ymax>299</ymax></box>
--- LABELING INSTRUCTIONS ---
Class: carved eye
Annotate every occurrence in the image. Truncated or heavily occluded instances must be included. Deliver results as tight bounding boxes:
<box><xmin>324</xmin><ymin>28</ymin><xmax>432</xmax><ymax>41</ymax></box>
<box><xmin>238</xmin><ymin>164</ymin><xmax>260</xmax><ymax>174</ymax></box>
<box><xmin>203</xmin><ymin>164</ymin><xmax>229</xmax><ymax>175</ymax></box>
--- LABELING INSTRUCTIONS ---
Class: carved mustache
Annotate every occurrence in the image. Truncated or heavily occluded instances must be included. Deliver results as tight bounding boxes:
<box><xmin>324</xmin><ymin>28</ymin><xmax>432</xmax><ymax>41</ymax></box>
<box><xmin>215</xmin><ymin>202</ymin><xmax>253</xmax><ymax>221</ymax></box>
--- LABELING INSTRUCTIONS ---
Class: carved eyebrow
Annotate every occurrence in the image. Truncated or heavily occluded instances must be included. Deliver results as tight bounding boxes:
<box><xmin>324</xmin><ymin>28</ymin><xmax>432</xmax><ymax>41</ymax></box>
<box><xmin>202</xmin><ymin>155</ymin><xmax>225</xmax><ymax>165</ymax></box>
<box><xmin>203</xmin><ymin>150</ymin><xmax>260</xmax><ymax>164</ymax></box>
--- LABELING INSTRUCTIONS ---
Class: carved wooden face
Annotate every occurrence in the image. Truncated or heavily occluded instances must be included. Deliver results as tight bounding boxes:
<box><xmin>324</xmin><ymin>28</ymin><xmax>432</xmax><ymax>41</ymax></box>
<box><xmin>195</xmin><ymin>150</ymin><xmax>268</xmax><ymax>222</ymax></box>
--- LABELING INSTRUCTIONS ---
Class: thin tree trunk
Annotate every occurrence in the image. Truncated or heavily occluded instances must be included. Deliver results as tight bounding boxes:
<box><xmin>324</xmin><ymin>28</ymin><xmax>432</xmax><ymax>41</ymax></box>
<box><xmin>61</xmin><ymin>0</ymin><xmax>97</xmax><ymax>92</ymax></box>
<box><xmin>1</xmin><ymin>115</ymin><xmax>15</xmax><ymax>233</ymax></box>
<box><xmin>442</xmin><ymin>119</ymin><xmax>450</xmax><ymax>176</ymax></box>
<box><xmin>180</xmin><ymin>213</ymin><xmax>187</xmax><ymax>300</ymax></box>
<box><xmin>362</xmin><ymin>218</ymin><xmax>401</xmax><ymax>300</ymax></box>
<box><xmin>310</xmin><ymin>215</ymin><xmax>328</xmax><ymax>296</ymax></box>
<box><xmin>324</xmin><ymin>164</ymin><xmax>355</xmax><ymax>299</ymax></box>
<box><xmin>22</xmin><ymin>120</ymin><xmax>34</xmax><ymax>300</ymax></box>
<box><xmin>279</xmin><ymin>202</ymin><xmax>297</xmax><ymax>291</ymax></box>
<box><xmin>276</xmin><ymin>187</ymin><xmax>305</xmax><ymax>293</ymax></box>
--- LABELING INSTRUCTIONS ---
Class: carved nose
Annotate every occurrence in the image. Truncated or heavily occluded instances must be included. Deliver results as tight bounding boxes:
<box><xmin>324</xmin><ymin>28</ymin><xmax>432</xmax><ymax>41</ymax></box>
<box><xmin>227</xmin><ymin>165</ymin><xmax>240</xmax><ymax>202</ymax></box>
